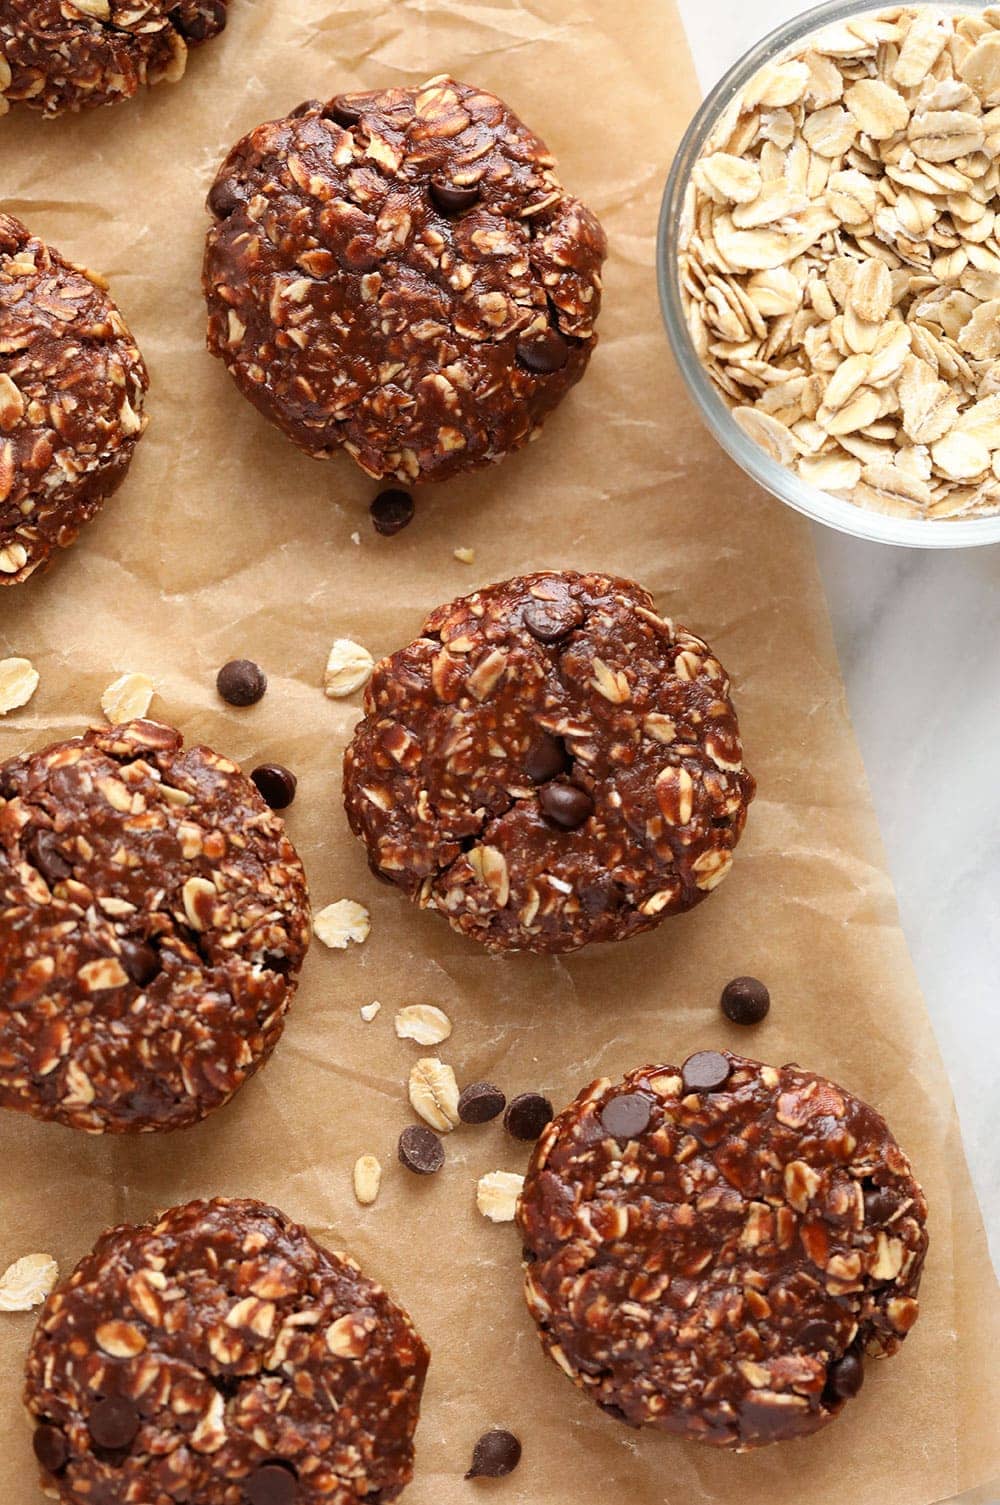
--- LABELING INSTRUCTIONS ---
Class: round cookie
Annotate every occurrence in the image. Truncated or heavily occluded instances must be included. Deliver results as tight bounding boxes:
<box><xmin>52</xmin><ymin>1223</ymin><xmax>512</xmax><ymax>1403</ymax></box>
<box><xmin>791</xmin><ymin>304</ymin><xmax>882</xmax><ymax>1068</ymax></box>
<box><xmin>203</xmin><ymin>75</ymin><xmax>606</xmax><ymax>486</ymax></box>
<box><xmin>517</xmin><ymin>1052</ymin><xmax>928</xmax><ymax>1449</ymax></box>
<box><xmin>24</xmin><ymin>1197</ymin><xmax>429</xmax><ymax>1504</ymax></box>
<box><xmin>0</xmin><ymin>214</ymin><xmax>148</xmax><ymax>585</ymax></box>
<box><xmin>0</xmin><ymin>1</ymin><xmax>229</xmax><ymax>117</ymax></box>
<box><xmin>0</xmin><ymin>718</ymin><xmax>310</xmax><ymax>1133</ymax></box>
<box><xmin>343</xmin><ymin>570</ymin><xmax>754</xmax><ymax>953</ymax></box>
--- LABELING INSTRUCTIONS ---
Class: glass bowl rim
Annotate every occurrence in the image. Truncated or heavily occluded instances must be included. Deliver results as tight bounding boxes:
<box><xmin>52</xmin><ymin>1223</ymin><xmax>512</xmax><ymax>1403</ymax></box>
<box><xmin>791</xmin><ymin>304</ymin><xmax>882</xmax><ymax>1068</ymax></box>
<box><xmin>657</xmin><ymin>0</ymin><xmax>1000</xmax><ymax>549</ymax></box>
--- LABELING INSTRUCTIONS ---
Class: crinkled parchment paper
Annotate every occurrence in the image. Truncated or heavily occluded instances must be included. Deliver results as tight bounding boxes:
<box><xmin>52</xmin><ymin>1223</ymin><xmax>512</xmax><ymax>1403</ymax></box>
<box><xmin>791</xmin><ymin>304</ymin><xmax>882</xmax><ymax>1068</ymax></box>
<box><xmin>0</xmin><ymin>1</ymin><xmax>997</xmax><ymax>1502</ymax></box>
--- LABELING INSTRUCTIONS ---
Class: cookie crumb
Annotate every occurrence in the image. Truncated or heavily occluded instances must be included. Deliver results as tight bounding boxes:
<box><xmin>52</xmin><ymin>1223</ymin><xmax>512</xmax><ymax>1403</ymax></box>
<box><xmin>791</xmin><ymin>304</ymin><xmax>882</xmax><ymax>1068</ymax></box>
<box><xmin>101</xmin><ymin>672</ymin><xmax>154</xmax><ymax>725</ymax></box>
<box><xmin>0</xmin><ymin>1253</ymin><xmax>58</xmax><ymax>1312</ymax></box>
<box><xmin>360</xmin><ymin>1001</ymin><xmax>382</xmax><ymax>1023</ymax></box>
<box><xmin>324</xmin><ymin>638</ymin><xmax>374</xmax><ymax>698</ymax></box>
<box><xmin>314</xmin><ymin>900</ymin><xmax>370</xmax><ymax>949</ymax></box>
<box><xmin>408</xmin><ymin>1057</ymin><xmax>460</xmax><ymax>1133</ymax></box>
<box><xmin>476</xmin><ymin>1171</ymin><xmax>524</xmax><ymax>1223</ymax></box>
<box><xmin>0</xmin><ymin>656</ymin><xmax>39</xmax><ymax>716</ymax></box>
<box><xmin>353</xmin><ymin>1154</ymin><xmax>382</xmax><ymax>1206</ymax></box>
<box><xmin>395</xmin><ymin>1004</ymin><xmax>452</xmax><ymax>1046</ymax></box>
<box><xmin>453</xmin><ymin>546</ymin><xmax>475</xmax><ymax>564</ymax></box>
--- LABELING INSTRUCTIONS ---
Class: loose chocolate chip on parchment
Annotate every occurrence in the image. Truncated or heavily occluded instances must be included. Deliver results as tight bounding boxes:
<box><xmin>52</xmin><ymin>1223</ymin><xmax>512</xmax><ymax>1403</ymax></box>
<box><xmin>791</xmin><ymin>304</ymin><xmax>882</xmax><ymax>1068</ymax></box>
<box><xmin>430</xmin><ymin>178</ymin><xmax>481</xmax><ymax>214</ymax></box>
<box><xmin>720</xmin><ymin>976</ymin><xmax>770</xmax><ymax>1025</ymax></box>
<box><xmin>600</xmin><ymin>1092</ymin><xmax>652</xmax><ymax>1141</ymax></box>
<box><xmin>251</xmin><ymin>763</ymin><xmax>297</xmax><ymax>811</ymax></box>
<box><xmin>244</xmin><ymin>1462</ymin><xmax>300</xmax><ymax>1505</ymax></box>
<box><xmin>504</xmin><ymin>1093</ymin><xmax>553</xmax><ymax>1142</ymax></box>
<box><xmin>458</xmin><ymin>1081</ymin><xmax>506</xmax><ymax>1124</ymax></box>
<box><xmin>465</xmin><ymin>1429</ymin><xmax>522</xmax><ymax>1479</ymax></box>
<box><xmin>681</xmin><ymin>1050</ymin><xmax>732</xmax><ymax>1094</ymax></box>
<box><xmin>216</xmin><ymin>659</ymin><xmax>267</xmax><ymax>707</ymax></box>
<box><xmin>88</xmin><ymin>1396</ymin><xmax>140</xmax><ymax>1451</ymax></box>
<box><xmin>370</xmin><ymin>488</ymin><xmax>415</xmax><ymax>536</ymax></box>
<box><xmin>398</xmin><ymin>1124</ymin><xmax>445</xmax><ymax>1175</ymax></box>
<box><xmin>538</xmin><ymin>783</ymin><xmax>593</xmax><ymax>830</ymax></box>
<box><xmin>32</xmin><ymin>1424</ymin><xmax>68</xmax><ymax>1474</ymax></box>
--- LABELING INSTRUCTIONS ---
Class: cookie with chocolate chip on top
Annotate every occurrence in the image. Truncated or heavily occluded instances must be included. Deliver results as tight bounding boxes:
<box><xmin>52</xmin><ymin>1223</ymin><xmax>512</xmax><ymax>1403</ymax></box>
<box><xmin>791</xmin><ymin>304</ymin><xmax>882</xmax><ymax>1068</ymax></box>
<box><xmin>517</xmin><ymin>1052</ymin><xmax>928</xmax><ymax>1449</ymax></box>
<box><xmin>0</xmin><ymin>1</ymin><xmax>229</xmax><ymax>117</ymax></box>
<box><xmin>203</xmin><ymin>76</ymin><xmax>606</xmax><ymax>486</ymax></box>
<box><xmin>0</xmin><ymin>719</ymin><xmax>310</xmax><ymax>1133</ymax></box>
<box><xmin>342</xmin><ymin>570</ymin><xmax>755</xmax><ymax>953</ymax></box>
<box><xmin>24</xmin><ymin>1197</ymin><xmax>429</xmax><ymax>1504</ymax></box>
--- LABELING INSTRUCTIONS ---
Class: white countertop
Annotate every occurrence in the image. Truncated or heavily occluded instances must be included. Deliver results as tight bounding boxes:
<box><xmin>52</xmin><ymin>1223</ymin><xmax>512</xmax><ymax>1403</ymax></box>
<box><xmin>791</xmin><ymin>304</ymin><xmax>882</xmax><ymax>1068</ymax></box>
<box><xmin>676</xmin><ymin>0</ymin><xmax>999</xmax><ymax>1270</ymax></box>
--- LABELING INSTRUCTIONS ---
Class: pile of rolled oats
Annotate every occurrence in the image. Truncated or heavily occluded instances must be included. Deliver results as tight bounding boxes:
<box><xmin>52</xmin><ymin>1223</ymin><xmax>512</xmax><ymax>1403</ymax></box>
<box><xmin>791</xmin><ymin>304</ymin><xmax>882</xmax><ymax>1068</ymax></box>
<box><xmin>680</xmin><ymin>5</ymin><xmax>1000</xmax><ymax>519</ymax></box>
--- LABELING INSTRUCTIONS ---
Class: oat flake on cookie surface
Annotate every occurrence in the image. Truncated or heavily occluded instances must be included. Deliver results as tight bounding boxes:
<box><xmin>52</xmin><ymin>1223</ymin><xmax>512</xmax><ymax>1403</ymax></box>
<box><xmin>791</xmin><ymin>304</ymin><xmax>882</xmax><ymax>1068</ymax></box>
<box><xmin>680</xmin><ymin>5</ymin><xmax>1000</xmax><ymax>519</ymax></box>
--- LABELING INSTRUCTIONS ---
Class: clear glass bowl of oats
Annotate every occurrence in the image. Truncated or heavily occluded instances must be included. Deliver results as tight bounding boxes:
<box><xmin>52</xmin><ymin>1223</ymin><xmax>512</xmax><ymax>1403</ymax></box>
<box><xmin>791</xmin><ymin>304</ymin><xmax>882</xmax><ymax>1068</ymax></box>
<box><xmin>659</xmin><ymin>0</ymin><xmax>1000</xmax><ymax>547</ymax></box>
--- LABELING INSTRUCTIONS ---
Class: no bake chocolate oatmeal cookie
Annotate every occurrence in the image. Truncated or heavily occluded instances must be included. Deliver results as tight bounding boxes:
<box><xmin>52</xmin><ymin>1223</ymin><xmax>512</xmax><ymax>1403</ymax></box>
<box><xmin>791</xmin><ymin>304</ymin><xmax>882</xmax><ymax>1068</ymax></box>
<box><xmin>203</xmin><ymin>75</ymin><xmax>606</xmax><ymax>486</ymax></box>
<box><xmin>0</xmin><ymin>0</ymin><xmax>229</xmax><ymax>117</ymax></box>
<box><xmin>518</xmin><ymin>1052</ymin><xmax>928</xmax><ymax>1448</ymax></box>
<box><xmin>25</xmin><ymin>1197</ymin><xmax>429</xmax><ymax>1505</ymax></box>
<box><xmin>0</xmin><ymin>214</ymin><xmax>148</xmax><ymax>585</ymax></box>
<box><xmin>0</xmin><ymin>719</ymin><xmax>310</xmax><ymax>1133</ymax></box>
<box><xmin>343</xmin><ymin>571</ymin><xmax>754</xmax><ymax>953</ymax></box>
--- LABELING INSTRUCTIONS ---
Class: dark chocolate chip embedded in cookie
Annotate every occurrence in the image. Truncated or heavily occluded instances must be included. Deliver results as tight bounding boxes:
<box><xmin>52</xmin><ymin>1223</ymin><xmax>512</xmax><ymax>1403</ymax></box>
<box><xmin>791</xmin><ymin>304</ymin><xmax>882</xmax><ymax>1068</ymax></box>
<box><xmin>0</xmin><ymin>214</ymin><xmax>148</xmax><ymax>585</ymax></box>
<box><xmin>23</xmin><ymin>1198</ymin><xmax>429</xmax><ymax>1504</ymax></box>
<box><xmin>0</xmin><ymin>1</ymin><xmax>230</xmax><ymax>116</ymax></box>
<box><xmin>203</xmin><ymin>76</ymin><xmax>607</xmax><ymax>487</ymax></box>
<box><xmin>517</xmin><ymin>1052</ymin><xmax>928</xmax><ymax>1449</ymax></box>
<box><xmin>0</xmin><ymin>719</ymin><xmax>310</xmax><ymax>1133</ymax></box>
<box><xmin>342</xmin><ymin>570</ymin><xmax>755</xmax><ymax>953</ymax></box>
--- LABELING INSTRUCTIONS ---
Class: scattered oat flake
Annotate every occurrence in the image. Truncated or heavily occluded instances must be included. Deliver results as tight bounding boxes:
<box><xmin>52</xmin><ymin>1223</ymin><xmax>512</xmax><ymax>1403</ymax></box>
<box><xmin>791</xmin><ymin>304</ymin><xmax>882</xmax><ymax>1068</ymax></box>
<box><xmin>360</xmin><ymin>1001</ymin><xmax>382</xmax><ymax>1022</ymax></box>
<box><xmin>314</xmin><ymin>900</ymin><xmax>370</xmax><ymax>949</ymax></box>
<box><xmin>408</xmin><ymin>1056</ymin><xmax>460</xmax><ymax>1133</ymax></box>
<box><xmin>101</xmin><ymin>672</ymin><xmax>155</xmax><ymax>725</ymax></box>
<box><xmin>353</xmin><ymin>1154</ymin><xmax>382</xmax><ymax>1206</ymax></box>
<box><xmin>0</xmin><ymin>1253</ymin><xmax>58</xmax><ymax>1312</ymax></box>
<box><xmin>350</xmin><ymin>531</ymin><xmax>361</xmax><ymax>545</ymax></box>
<box><xmin>453</xmin><ymin>547</ymin><xmax>475</xmax><ymax>564</ymax></box>
<box><xmin>476</xmin><ymin>1171</ymin><xmax>524</xmax><ymax>1224</ymax></box>
<box><xmin>0</xmin><ymin>657</ymin><xmax>39</xmax><ymax>716</ymax></box>
<box><xmin>395</xmin><ymin>1004</ymin><xmax>452</xmax><ymax>1046</ymax></box>
<box><xmin>324</xmin><ymin>638</ymin><xmax>374</xmax><ymax>698</ymax></box>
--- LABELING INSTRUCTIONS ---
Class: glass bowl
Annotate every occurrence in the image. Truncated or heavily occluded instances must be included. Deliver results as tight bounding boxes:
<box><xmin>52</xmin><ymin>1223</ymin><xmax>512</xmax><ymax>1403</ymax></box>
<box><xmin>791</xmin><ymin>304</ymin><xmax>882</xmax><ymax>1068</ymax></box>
<box><xmin>658</xmin><ymin>0</ymin><xmax>1000</xmax><ymax>549</ymax></box>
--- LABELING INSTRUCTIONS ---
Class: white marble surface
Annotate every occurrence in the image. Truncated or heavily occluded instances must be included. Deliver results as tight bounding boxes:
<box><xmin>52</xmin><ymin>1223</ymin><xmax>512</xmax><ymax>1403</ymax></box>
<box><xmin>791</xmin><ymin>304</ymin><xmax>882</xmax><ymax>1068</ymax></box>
<box><xmin>676</xmin><ymin>0</ymin><xmax>1000</xmax><ymax>1270</ymax></box>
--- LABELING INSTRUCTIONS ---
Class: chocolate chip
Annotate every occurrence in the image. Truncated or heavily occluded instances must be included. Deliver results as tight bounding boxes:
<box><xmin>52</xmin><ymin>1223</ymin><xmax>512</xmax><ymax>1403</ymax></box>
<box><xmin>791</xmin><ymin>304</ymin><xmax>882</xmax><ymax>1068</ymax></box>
<box><xmin>207</xmin><ymin>176</ymin><xmax>245</xmax><ymax>219</ymax></box>
<box><xmin>825</xmin><ymin>1351</ymin><xmax>864</xmax><ymax>1402</ymax></box>
<box><xmin>119</xmin><ymin>939</ymin><xmax>159</xmax><ymax>988</ymax></box>
<box><xmin>398</xmin><ymin>1123</ymin><xmax>445</xmax><ymax>1175</ymax></box>
<box><xmin>430</xmin><ymin>178</ymin><xmax>480</xmax><ymax>214</ymax></box>
<box><xmin>327</xmin><ymin>98</ymin><xmax>362</xmax><ymax>126</ymax></box>
<box><xmin>681</xmin><ymin>1050</ymin><xmax>732</xmax><ymax>1094</ymax></box>
<box><xmin>465</xmin><ymin>1429</ymin><xmax>522</xmax><ymax>1479</ymax></box>
<box><xmin>720</xmin><ymin>976</ymin><xmax>770</xmax><ymax>1025</ymax></box>
<box><xmin>244</xmin><ymin>1463</ymin><xmax>300</xmax><ymax>1505</ymax></box>
<box><xmin>172</xmin><ymin>0</ymin><xmax>225</xmax><ymax>39</ymax></box>
<box><xmin>600</xmin><ymin>1092</ymin><xmax>652</xmax><ymax>1141</ymax></box>
<box><xmin>458</xmin><ymin>1081</ymin><xmax>506</xmax><ymax>1124</ymax></box>
<box><xmin>522</xmin><ymin>597</ymin><xmax>582</xmax><ymax>643</ymax></box>
<box><xmin>216</xmin><ymin>659</ymin><xmax>267</xmax><ymax>707</ymax></box>
<box><xmin>525</xmin><ymin>733</ymin><xmax>570</xmax><ymax>784</ymax></box>
<box><xmin>798</xmin><ymin>1320</ymin><xmax>837</xmax><ymax>1352</ymax></box>
<box><xmin>33</xmin><ymin>1424</ymin><xmax>68</xmax><ymax>1474</ymax></box>
<box><xmin>538</xmin><ymin>782</ymin><xmax>594</xmax><ymax>831</ymax></box>
<box><xmin>88</xmin><ymin>1396</ymin><xmax>140</xmax><ymax>1451</ymax></box>
<box><xmin>370</xmin><ymin>488</ymin><xmax>415</xmax><ymax>536</ymax></box>
<box><xmin>862</xmin><ymin>1181</ymin><xmax>901</xmax><ymax>1224</ymax></box>
<box><xmin>516</xmin><ymin>329</ymin><xmax>570</xmax><ymax>374</ymax></box>
<box><xmin>288</xmin><ymin>98</ymin><xmax>323</xmax><ymax>118</ymax></box>
<box><xmin>26</xmin><ymin>829</ymin><xmax>71</xmax><ymax>886</ymax></box>
<box><xmin>251</xmin><ymin>763</ymin><xmax>297</xmax><ymax>811</ymax></box>
<box><xmin>504</xmin><ymin>1092</ymin><xmax>553</xmax><ymax>1142</ymax></box>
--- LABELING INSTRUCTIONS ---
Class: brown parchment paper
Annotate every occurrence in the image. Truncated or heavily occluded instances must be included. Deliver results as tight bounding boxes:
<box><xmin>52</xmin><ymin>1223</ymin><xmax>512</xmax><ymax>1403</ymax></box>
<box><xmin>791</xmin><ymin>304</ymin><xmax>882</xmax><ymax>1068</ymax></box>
<box><xmin>0</xmin><ymin>2</ymin><xmax>998</xmax><ymax>1502</ymax></box>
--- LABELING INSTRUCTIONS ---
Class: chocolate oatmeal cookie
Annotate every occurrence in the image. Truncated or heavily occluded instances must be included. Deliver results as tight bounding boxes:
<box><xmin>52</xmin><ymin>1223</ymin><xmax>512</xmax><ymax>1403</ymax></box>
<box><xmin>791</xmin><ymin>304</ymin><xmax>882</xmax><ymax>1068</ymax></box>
<box><xmin>25</xmin><ymin>1197</ymin><xmax>429</xmax><ymax>1504</ymax></box>
<box><xmin>518</xmin><ymin>1052</ymin><xmax>928</xmax><ymax>1449</ymax></box>
<box><xmin>0</xmin><ymin>719</ymin><xmax>310</xmax><ymax>1133</ymax></box>
<box><xmin>343</xmin><ymin>571</ymin><xmax>754</xmax><ymax>953</ymax></box>
<box><xmin>203</xmin><ymin>75</ymin><xmax>606</xmax><ymax>486</ymax></box>
<box><xmin>0</xmin><ymin>1</ymin><xmax>229</xmax><ymax>117</ymax></box>
<box><xmin>0</xmin><ymin>214</ymin><xmax>148</xmax><ymax>584</ymax></box>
